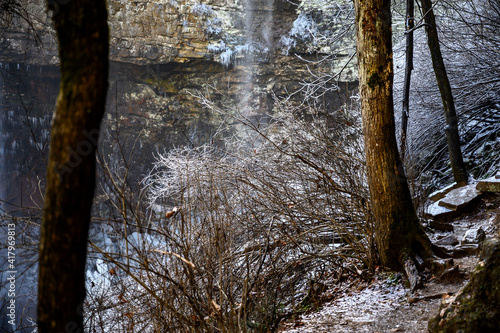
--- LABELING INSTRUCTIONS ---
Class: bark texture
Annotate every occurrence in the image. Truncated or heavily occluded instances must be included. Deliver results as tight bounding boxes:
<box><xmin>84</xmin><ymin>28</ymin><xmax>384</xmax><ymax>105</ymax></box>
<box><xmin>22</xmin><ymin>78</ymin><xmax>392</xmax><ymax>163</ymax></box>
<box><xmin>37</xmin><ymin>1</ymin><xmax>109</xmax><ymax>332</ymax></box>
<box><xmin>354</xmin><ymin>0</ymin><xmax>431</xmax><ymax>270</ymax></box>
<box><xmin>420</xmin><ymin>0</ymin><xmax>468</xmax><ymax>185</ymax></box>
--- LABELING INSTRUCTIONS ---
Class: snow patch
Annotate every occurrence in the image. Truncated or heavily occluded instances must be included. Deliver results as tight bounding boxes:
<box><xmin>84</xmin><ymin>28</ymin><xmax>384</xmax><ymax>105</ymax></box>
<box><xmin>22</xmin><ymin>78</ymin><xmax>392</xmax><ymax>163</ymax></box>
<box><xmin>282</xmin><ymin>280</ymin><xmax>407</xmax><ymax>332</ymax></box>
<box><xmin>426</xmin><ymin>201</ymin><xmax>454</xmax><ymax>218</ymax></box>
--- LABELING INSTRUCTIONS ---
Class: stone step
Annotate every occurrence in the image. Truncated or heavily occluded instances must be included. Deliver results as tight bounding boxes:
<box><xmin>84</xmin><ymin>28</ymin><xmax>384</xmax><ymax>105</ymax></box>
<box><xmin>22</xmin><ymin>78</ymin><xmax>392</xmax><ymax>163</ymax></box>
<box><xmin>428</xmin><ymin>182</ymin><xmax>458</xmax><ymax>202</ymax></box>
<box><xmin>429</xmin><ymin>220</ymin><xmax>454</xmax><ymax>231</ymax></box>
<box><xmin>476</xmin><ymin>176</ymin><xmax>500</xmax><ymax>192</ymax></box>
<box><xmin>427</xmin><ymin>174</ymin><xmax>498</xmax><ymax>222</ymax></box>
<box><xmin>425</xmin><ymin>200</ymin><xmax>456</xmax><ymax>220</ymax></box>
<box><xmin>438</xmin><ymin>184</ymin><xmax>481</xmax><ymax>210</ymax></box>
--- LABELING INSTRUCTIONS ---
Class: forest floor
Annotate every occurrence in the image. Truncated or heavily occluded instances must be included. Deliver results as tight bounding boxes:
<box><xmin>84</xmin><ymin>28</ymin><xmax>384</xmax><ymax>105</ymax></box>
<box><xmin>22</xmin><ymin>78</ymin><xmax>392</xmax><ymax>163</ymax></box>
<box><xmin>278</xmin><ymin>193</ymin><xmax>500</xmax><ymax>333</ymax></box>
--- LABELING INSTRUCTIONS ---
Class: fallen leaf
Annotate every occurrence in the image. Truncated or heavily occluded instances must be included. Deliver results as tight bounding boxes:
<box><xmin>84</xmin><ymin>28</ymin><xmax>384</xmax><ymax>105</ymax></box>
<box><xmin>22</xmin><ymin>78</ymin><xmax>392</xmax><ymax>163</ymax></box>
<box><xmin>211</xmin><ymin>299</ymin><xmax>221</xmax><ymax>313</ymax></box>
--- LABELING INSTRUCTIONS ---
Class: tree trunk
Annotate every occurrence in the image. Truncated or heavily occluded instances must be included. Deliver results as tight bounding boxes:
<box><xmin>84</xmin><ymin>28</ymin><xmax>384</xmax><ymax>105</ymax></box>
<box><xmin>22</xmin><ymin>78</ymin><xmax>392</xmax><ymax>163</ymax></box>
<box><xmin>37</xmin><ymin>1</ymin><xmax>108</xmax><ymax>332</ymax></box>
<box><xmin>354</xmin><ymin>0</ymin><xmax>432</xmax><ymax>270</ymax></box>
<box><xmin>400</xmin><ymin>0</ymin><xmax>414</xmax><ymax>161</ymax></box>
<box><xmin>420</xmin><ymin>0</ymin><xmax>468</xmax><ymax>185</ymax></box>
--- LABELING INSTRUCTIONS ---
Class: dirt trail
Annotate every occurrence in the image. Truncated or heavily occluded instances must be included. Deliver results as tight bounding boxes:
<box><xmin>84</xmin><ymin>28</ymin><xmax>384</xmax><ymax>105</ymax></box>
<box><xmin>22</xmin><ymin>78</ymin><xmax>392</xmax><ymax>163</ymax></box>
<box><xmin>279</xmin><ymin>194</ymin><xmax>499</xmax><ymax>333</ymax></box>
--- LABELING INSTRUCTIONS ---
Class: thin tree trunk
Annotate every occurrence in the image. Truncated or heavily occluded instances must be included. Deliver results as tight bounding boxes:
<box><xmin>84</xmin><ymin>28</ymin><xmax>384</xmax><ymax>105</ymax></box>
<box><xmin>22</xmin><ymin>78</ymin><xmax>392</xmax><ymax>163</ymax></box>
<box><xmin>400</xmin><ymin>0</ymin><xmax>415</xmax><ymax>161</ymax></box>
<box><xmin>37</xmin><ymin>1</ymin><xmax>109</xmax><ymax>332</ymax></box>
<box><xmin>420</xmin><ymin>0</ymin><xmax>468</xmax><ymax>185</ymax></box>
<box><xmin>354</xmin><ymin>0</ymin><xmax>432</xmax><ymax>270</ymax></box>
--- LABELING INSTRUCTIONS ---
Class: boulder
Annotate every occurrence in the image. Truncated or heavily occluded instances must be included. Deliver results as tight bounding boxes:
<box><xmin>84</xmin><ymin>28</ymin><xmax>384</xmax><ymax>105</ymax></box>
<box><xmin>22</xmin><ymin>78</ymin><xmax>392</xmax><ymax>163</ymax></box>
<box><xmin>461</xmin><ymin>228</ymin><xmax>486</xmax><ymax>245</ymax></box>
<box><xmin>429</xmin><ymin>238</ymin><xmax>500</xmax><ymax>332</ymax></box>
<box><xmin>435</xmin><ymin>235</ymin><xmax>459</xmax><ymax>246</ymax></box>
<box><xmin>450</xmin><ymin>244</ymin><xmax>480</xmax><ymax>258</ymax></box>
<box><xmin>438</xmin><ymin>184</ymin><xmax>481</xmax><ymax>211</ymax></box>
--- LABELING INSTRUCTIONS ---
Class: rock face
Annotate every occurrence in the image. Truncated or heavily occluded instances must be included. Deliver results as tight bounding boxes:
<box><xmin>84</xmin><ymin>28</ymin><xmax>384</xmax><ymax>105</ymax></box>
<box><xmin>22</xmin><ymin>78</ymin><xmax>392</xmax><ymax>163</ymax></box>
<box><xmin>0</xmin><ymin>0</ymin><xmax>358</xmax><ymax>120</ymax></box>
<box><xmin>0</xmin><ymin>65</ymin><xmax>59</xmax><ymax>206</ymax></box>
<box><xmin>428</xmin><ymin>237</ymin><xmax>500</xmax><ymax>332</ymax></box>
<box><xmin>0</xmin><ymin>0</ymin><xmax>359</xmax><ymax>118</ymax></box>
<box><xmin>0</xmin><ymin>0</ymin><xmax>358</xmax><ymax>205</ymax></box>
<box><xmin>1</xmin><ymin>1</ymin><xmax>286</xmax><ymax>64</ymax></box>
<box><xmin>1</xmin><ymin>0</ymin><xmax>357</xmax><ymax>75</ymax></box>
<box><xmin>107</xmin><ymin>0</ymin><xmax>282</xmax><ymax>65</ymax></box>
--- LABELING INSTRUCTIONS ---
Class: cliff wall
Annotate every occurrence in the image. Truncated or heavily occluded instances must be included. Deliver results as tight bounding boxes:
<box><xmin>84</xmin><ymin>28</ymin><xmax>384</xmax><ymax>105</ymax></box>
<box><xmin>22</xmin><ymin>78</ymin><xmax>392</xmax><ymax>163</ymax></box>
<box><xmin>0</xmin><ymin>0</ymin><xmax>358</xmax><ymax>204</ymax></box>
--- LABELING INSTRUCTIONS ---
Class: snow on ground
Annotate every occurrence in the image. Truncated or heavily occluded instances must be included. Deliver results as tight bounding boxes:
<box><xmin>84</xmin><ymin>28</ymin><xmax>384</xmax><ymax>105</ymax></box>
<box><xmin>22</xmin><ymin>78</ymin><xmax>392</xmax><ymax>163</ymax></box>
<box><xmin>279</xmin><ymin>278</ymin><xmax>430</xmax><ymax>333</ymax></box>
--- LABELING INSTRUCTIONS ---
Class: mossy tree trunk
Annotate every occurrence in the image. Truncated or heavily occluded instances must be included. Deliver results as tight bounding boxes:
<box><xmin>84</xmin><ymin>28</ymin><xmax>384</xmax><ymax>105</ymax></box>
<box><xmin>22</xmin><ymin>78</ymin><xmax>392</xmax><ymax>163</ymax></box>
<box><xmin>37</xmin><ymin>1</ymin><xmax>108</xmax><ymax>332</ymax></box>
<box><xmin>354</xmin><ymin>0</ymin><xmax>432</xmax><ymax>270</ymax></box>
<box><xmin>420</xmin><ymin>0</ymin><xmax>468</xmax><ymax>185</ymax></box>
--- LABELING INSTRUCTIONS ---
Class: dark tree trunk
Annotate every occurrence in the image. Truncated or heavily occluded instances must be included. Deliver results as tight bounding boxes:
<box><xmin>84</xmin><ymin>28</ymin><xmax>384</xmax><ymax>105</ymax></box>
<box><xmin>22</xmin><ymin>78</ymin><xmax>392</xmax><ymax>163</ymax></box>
<box><xmin>37</xmin><ymin>1</ymin><xmax>108</xmax><ymax>332</ymax></box>
<box><xmin>354</xmin><ymin>0</ymin><xmax>432</xmax><ymax>270</ymax></box>
<box><xmin>400</xmin><ymin>0</ymin><xmax>414</xmax><ymax>161</ymax></box>
<box><xmin>420</xmin><ymin>0</ymin><xmax>468</xmax><ymax>185</ymax></box>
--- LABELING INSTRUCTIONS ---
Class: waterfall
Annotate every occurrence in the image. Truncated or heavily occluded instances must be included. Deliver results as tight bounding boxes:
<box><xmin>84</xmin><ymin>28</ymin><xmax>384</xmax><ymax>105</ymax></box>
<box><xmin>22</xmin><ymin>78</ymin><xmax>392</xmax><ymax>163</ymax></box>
<box><xmin>239</xmin><ymin>0</ymin><xmax>255</xmax><ymax>118</ymax></box>
<box><xmin>240</xmin><ymin>0</ymin><xmax>274</xmax><ymax>118</ymax></box>
<box><xmin>263</xmin><ymin>0</ymin><xmax>274</xmax><ymax>59</ymax></box>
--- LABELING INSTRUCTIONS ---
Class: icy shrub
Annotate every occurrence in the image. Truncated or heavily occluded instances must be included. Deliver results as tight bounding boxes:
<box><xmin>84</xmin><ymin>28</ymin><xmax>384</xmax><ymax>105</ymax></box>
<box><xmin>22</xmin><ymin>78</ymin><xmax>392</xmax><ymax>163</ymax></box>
<box><xmin>280</xmin><ymin>13</ymin><xmax>318</xmax><ymax>55</ymax></box>
<box><xmin>134</xmin><ymin>93</ymin><xmax>374</xmax><ymax>331</ymax></box>
<box><xmin>79</xmin><ymin>38</ymin><xmax>372</xmax><ymax>333</ymax></box>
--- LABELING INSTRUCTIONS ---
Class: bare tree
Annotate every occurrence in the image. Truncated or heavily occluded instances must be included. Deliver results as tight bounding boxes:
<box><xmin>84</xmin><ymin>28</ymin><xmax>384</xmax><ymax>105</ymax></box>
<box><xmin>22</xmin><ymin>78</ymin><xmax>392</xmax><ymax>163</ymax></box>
<box><xmin>400</xmin><ymin>0</ymin><xmax>414</xmax><ymax>161</ymax></box>
<box><xmin>393</xmin><ymin>0</ymin><xmax>500</xmax><ymax>188</ymax></box>
<box><xmin>419</xmin><ymin>0</ymin><xmax>468</xmax><ymax>185</ymax></box>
